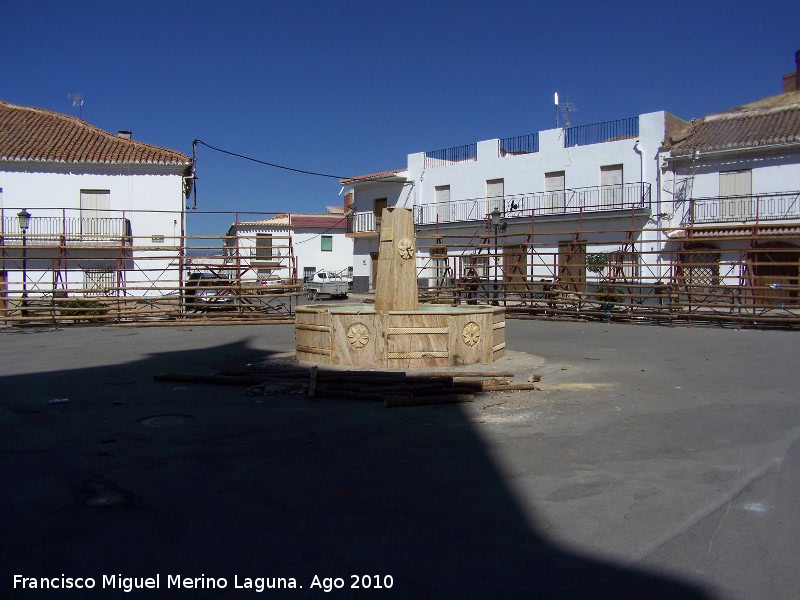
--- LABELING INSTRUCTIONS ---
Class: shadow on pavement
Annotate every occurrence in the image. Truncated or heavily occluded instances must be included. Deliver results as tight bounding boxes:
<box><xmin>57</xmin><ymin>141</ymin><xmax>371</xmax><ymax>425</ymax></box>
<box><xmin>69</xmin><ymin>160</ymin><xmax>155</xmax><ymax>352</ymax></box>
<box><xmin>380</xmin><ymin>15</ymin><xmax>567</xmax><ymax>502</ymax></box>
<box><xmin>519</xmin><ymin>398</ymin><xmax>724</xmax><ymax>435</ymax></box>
<box><xmin>0</xmin><ymin>336</ymin><xmax>715</xmax><ymax>598</ymax></box>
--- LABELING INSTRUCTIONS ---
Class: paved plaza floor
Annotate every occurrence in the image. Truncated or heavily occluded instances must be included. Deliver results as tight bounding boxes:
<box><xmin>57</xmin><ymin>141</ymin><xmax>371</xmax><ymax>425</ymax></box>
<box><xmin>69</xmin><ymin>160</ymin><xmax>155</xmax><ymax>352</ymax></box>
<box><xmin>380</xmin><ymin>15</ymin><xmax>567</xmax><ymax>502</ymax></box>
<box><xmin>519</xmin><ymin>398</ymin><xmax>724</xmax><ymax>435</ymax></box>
<box><xmin>1</xmin><ymin>319</ymin><xmax>798</xmax><ymax>598</ymax></box>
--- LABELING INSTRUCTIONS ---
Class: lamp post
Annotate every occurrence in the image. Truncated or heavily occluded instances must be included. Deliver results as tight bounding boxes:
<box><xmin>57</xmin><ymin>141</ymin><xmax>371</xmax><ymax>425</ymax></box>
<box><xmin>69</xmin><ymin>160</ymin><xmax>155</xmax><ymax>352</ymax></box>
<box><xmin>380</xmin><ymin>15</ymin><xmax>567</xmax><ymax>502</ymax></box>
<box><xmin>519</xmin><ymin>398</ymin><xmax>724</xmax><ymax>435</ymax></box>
<box><xmin>490</xmin><ymin>208</ymin><xmax>506</xmax><ymax>304</ymax></box>
<box><xmin>17</xmin><ymin>208</ymin><xmax>31</xmax><ymax>315</ymax></box>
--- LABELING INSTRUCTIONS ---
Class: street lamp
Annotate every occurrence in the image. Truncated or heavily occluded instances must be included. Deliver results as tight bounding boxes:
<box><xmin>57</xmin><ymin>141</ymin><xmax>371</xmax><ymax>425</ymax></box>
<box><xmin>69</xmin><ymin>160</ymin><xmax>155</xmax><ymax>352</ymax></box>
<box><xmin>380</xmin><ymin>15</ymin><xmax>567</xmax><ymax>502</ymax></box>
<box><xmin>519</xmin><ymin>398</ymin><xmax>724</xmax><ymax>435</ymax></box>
<box><xmin>17</xmin><ymin>208</ymin><xmax>31</xmax><ymax>314</ymax></box>
<box><xmin>489</xmin><ymin>208</ymin><xmax>506</xmax><ymax>304</ymax></box>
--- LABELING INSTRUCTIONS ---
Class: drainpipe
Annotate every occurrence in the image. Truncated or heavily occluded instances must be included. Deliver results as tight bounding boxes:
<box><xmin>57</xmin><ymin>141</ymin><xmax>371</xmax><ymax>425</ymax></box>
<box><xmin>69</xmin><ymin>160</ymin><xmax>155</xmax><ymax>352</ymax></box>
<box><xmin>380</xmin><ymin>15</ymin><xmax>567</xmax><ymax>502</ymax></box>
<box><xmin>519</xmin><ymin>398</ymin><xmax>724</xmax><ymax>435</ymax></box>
<box><xmin>633</xmin><ymin>140</ymin><xmax>644</xmax><ymax>205</ymax></box>
<box><xmin>633</xmin><ymin>140</ymin><xmax>646</xmax><ymax>282</ymax></box>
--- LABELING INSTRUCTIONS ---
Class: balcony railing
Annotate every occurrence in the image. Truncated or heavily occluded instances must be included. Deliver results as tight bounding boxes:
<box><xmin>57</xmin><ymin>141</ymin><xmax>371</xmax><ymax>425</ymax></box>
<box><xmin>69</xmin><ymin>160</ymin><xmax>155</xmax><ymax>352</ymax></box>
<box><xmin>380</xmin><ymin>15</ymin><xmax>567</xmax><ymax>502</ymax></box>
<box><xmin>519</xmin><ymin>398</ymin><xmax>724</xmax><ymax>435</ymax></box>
<box><xmin>499</xmin><ymin>133</ymin><xmax>539</xmax><ymax>156</ymax></box>
<box><xmin>415</xmin><ymin>182</ymin><xmax>650</xmax><ymax>227</ymax></box>
<box><xmin>564</xmin><ymin>117</ymin><xmax>639</xmax><ymax>147</ymax></box>
<box><xmin>1</xmin><ymin>216</ymin><xmax>132</xmax><ymax>244</ymax></box>
<box><xmin>682</xmin><ymin>192</ymin><xmax>800</xmax><ymax>225</ymax></box>
<box><xmin>347</xmin><ymin>211</ymin><xmax>377</xmax><ymax>234</ymax></box>
<box><xmin>424</xmin><ymin>143</ymin><xmax>478</xmax><ymax>169</ymax></box>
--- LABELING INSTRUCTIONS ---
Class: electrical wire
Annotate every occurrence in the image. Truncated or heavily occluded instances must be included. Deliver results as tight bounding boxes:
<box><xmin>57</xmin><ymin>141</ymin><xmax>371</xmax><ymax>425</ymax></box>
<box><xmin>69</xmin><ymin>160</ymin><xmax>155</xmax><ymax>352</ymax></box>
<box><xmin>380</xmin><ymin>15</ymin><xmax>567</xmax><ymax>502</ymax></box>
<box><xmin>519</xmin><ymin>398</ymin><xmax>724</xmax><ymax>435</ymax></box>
<box><xmin>193</xmin><ymin>139</ymin><xmax>406</xmax><ymax>184</ymax></box>
<box><xmin>194</xmin><ymin>139</ymin><xmax>345</xmax><ymax>179</ymax></box>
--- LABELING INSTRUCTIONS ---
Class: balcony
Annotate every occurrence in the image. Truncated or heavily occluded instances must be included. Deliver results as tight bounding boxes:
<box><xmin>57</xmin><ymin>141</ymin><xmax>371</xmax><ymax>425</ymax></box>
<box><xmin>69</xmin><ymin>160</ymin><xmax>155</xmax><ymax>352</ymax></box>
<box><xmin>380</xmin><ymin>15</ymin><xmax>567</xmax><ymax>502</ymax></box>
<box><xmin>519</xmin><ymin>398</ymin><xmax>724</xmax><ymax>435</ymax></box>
<box><xmin>1</xmin><ymin>216</ymin><xmax>132</xmax><ymax>245</ymax></box>
<box><xmin>682</xmin><ymin>192</ymin><xmax>800</xmax><ymax>226</ymax></box>
<box><xmin>415</xmin><ymin>182</ymin><xmax>650</xmax><ymax>227</ymax></box>
<box><xmin>347</xmin><ymin>183</ymin><xmax>650</xmax><ymax>233</ymax></box>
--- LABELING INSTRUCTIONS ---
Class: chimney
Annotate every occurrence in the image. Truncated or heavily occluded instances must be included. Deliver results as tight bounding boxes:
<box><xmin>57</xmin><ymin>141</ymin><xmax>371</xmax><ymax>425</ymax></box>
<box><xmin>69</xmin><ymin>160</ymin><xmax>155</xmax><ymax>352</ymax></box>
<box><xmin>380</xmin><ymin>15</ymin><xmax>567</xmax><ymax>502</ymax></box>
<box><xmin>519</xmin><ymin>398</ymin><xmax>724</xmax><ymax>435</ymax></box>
<box><xmin>782</xmin><ymin>49</ymin><xmax>800</xmax><ymax>93</ymax></box>
<box><xmin>117</xmin><ymin>130</ymin><xmax>132</xmax><ymax>139</ymax></box>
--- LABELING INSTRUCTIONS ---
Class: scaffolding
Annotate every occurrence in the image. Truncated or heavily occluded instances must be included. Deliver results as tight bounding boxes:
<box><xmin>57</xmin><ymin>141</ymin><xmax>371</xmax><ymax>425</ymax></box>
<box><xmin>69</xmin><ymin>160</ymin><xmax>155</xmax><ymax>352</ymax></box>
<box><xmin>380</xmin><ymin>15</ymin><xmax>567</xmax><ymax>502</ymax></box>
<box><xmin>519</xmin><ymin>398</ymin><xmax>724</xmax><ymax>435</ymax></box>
<box><xmin>0</xmin><ymin>209</ymin><xmax>301</xmax><ymax>325</ymax></box>
<box><xmin>413</xmin><ymin>209</ymin><xmax>800</xmax><ymax>329</ymax></box>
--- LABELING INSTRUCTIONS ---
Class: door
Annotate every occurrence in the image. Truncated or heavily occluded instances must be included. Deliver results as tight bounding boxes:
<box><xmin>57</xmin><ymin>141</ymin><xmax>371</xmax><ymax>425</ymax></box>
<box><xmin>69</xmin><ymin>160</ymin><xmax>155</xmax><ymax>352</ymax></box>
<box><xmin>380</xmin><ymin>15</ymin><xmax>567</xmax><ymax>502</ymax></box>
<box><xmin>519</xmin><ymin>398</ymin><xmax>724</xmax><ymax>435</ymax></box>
<box><xmin>545</xmin><ymin>172</ymin><xmax>565</xmax><ymax>213</ymax></box>
<box><xmin>719</xmin><ymin>170</ymin><xmax>752</xmax><ymax>220</ymax></box>
<box><xmin>750</xmin><ymin>242</ymin><xmax>799</xmax><ymax>305</ymax></box>
<box><xmin>503</xmin><ymin>244</ymin><xmax>528</xmax><ymax>295</ymax></box>
<box><xmin>435</xmin><ymin>185</ymin><xmax>450</xmax><ymax>223</ymax></box>
<box><xmin>80</xmin><ymin>189</ymin><xmax>110</xmax><ymax>236</ymax></box>
<box><xmin>600</xmin><ymin>165</ymin><xmax>623</xmax><ymax>209</ymax></box>
<box><xmin>558</xmin><ymin>240</ymin><xmax>586</xmax><ymax>293</ymax></box>
<box><xmin>487</xmin><ymin>179</ymin><xmax>504</xmax><ymax>215</ymax></box>
<box><xmin>370</xmin><ymin>252</ymin><xmax>379</xmax><ymax>291</ymax></box>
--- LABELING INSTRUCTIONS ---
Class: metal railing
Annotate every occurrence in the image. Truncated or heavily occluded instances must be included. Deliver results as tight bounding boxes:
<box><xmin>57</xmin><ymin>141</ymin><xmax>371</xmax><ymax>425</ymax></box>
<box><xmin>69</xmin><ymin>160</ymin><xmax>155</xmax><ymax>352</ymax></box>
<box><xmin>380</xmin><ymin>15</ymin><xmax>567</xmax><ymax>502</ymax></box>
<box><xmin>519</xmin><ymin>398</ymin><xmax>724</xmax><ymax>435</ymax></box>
<box><xmin>683</xmin><ymin>192</ymin><xmax>800</xmax><ymax>225</ymax></box>
<box><xmin>499</xmin><ymin>133</ymin><xmax>539</xmax><ymax>156</ymax></box>
<box><xmin>413</xmin><ymin>182</ymin><xmax>651</xmax><ymax>226</ymax></box>
<box><xmin>347</xmin><ymin>211</ymin><xmax>377</xmax><ymax>234</ymax></box>
<box><xmin>424</xmin><ymin>143</ymin><xmax>478</xmax><ymax>169</ymax></box>
<box><xmin>564</xmin><ymin>117</ymin><xmax>639</xmax><ymax>147</ymax></box>
<box><xmin>1</xmin><ymin>216</ymin><xmax>132</xmax><ymax>243</ymax></box>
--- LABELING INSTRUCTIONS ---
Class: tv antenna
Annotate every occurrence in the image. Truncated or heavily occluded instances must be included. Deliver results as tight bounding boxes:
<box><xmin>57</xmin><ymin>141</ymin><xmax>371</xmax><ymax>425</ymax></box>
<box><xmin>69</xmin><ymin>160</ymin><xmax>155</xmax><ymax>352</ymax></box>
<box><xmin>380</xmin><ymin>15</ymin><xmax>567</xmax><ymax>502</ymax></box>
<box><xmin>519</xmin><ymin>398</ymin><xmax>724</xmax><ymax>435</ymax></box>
<box><xmin>555</xmin><ymin>93</ymin><xmax>577</xmax><ymax>129</ymax></box>
<box><xmin>68</xmin><ymin>93</ymin><xmax>84</xmax><ymax>118</ymax></box>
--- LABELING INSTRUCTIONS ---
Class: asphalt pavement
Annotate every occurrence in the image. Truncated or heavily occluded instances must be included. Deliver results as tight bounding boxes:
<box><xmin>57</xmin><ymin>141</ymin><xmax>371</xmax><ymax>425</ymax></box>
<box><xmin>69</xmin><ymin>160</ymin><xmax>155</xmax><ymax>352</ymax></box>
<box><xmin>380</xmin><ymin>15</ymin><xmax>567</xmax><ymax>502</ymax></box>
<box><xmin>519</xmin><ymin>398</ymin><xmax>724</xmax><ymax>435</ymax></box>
<box><xmin>1</xmin><ymin>319</ymin><xmax>798</xmax><ymax>599</ymax></box>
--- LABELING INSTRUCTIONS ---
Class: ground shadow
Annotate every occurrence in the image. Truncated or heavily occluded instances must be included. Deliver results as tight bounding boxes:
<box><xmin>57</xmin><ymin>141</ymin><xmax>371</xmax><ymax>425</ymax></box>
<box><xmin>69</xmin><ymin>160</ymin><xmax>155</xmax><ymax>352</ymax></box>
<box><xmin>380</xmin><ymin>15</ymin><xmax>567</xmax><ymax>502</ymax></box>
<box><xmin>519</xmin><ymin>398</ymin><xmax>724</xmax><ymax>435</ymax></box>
<box><xmin>0</xmin><ymin>328</ymin><xmax>714</xmax><ymax>598</ymax></box>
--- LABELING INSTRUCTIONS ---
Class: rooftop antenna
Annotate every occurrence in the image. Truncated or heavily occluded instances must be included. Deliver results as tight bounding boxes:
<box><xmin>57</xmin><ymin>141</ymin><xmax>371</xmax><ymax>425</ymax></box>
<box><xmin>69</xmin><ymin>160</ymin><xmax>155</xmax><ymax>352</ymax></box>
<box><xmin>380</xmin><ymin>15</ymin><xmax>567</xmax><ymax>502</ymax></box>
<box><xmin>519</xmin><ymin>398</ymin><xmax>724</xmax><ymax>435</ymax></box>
<box><xmin>68</xmin><ymin>93</ymin><xmax>84</xmax><ymax>119</ymax></box>
<box><xmin>560</xmin><ymin>96</ymin><xmax>577</xmax><ymax>128</ymax></box>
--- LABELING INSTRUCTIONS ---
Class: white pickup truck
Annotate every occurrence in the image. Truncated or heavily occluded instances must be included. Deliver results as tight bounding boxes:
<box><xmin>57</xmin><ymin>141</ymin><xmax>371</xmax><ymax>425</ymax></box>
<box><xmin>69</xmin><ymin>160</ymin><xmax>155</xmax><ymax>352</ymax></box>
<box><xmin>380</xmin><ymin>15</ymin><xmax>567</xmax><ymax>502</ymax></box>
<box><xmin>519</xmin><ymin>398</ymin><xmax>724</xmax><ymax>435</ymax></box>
<box><xmin>303</xmin><ymin>271</ymin><xmax>349</xmax><ymax>300</ymax></box>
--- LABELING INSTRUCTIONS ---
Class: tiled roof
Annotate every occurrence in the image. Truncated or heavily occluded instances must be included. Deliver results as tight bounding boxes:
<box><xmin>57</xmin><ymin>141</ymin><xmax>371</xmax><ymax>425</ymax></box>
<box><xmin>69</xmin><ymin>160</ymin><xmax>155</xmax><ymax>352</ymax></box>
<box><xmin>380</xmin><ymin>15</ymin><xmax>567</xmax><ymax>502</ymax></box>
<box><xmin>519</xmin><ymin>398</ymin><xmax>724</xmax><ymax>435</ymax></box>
<box><xmin>290</xmin><ymin>214</ymin><xmax>348</xmax><ymax>229</ymax></box>
<box><xmin>667</xmin><ymin>90</ymin><xmax>800</xmax><ymax>156</ymax></box>
<box><xmin>236</xmin><ymin>213</ymin><xmax>348</xmax><ymax>230</ymax></box>
<box><xmin>0</xmin><ymin>100</ymin><xmax>190</xmax><ymax>165</ymax></box>
<box><xmin>340</xmin><ymin>169</ymin><xmax>407</xmax><ymax>185</ymax></box>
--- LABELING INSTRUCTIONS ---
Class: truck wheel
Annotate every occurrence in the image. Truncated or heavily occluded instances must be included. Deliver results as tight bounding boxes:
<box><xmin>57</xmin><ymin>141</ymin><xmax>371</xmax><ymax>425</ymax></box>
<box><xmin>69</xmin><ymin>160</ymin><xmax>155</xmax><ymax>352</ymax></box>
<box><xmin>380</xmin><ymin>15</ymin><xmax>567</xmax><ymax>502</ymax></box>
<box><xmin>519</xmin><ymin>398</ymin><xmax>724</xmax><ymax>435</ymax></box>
<box><xmin>308</xmin><ymin>290</ymin><xmax>318</xmax><ymax>301</ymax></box>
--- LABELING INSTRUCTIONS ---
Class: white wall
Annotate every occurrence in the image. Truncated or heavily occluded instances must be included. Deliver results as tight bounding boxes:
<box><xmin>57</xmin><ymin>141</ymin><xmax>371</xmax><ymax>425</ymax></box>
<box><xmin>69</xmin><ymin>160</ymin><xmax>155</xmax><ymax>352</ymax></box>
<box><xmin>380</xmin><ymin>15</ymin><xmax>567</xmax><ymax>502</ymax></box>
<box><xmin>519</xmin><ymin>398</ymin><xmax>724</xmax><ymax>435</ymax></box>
<box><xmin>0</xmin><ymin>162</ymin><xmax>186</xmax><ymax>295</ymax></box>
<box><xmin>233</xmin><ymin>225</ymin><xmax>352</xmax><ymax>282</ymax></box>
<box><xmin>348</xmin><ymin>112</ymin><xmax>667</xmax><ymax>288</ymax></box>
<box><xmin>408</xmin><ymin>112</ymin><xmax>665</xmax><ymax>206</ymax></box>
<box><xmin>291</xmin><ymin>228</ymin><xmax>353</xmax><ymax>278</ymax></box>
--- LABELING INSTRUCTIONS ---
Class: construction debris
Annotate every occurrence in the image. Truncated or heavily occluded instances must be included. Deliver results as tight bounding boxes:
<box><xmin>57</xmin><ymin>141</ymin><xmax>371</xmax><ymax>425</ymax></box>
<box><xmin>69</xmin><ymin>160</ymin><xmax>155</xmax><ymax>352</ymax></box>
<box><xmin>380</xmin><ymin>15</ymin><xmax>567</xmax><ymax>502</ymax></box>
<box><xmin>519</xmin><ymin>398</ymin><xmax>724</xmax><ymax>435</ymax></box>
<box><xmin>153</xmin><ymin>364</ymin><xmax>541</xmax><ymax>408</ymax></box>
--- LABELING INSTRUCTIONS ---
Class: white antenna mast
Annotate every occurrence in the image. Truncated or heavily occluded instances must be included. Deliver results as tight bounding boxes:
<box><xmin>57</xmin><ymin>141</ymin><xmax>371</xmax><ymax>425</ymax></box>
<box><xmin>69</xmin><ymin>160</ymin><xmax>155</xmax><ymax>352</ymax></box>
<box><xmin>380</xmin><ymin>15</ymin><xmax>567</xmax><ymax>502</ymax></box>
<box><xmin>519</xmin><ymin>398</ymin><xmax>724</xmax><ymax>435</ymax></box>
<box><xmin>554</xmin><ymin>92</ymin><xmax>559</xmax><ymax>128</ymax></box>
<box><xmin>68</xmin><ymin>93</ymin><xmax>84</xmax><ymax>118</ymax></box>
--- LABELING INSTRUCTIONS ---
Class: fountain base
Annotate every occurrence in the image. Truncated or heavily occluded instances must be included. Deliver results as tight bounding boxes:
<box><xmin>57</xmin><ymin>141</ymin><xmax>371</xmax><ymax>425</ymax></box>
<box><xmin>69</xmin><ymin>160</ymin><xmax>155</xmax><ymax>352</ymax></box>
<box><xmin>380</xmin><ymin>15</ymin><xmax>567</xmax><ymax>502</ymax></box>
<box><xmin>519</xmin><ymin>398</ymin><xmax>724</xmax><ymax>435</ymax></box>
<box><xmin>296</xmin><ymin>304</ymin><xmax>505</xmax><ymax>368</ymax></box>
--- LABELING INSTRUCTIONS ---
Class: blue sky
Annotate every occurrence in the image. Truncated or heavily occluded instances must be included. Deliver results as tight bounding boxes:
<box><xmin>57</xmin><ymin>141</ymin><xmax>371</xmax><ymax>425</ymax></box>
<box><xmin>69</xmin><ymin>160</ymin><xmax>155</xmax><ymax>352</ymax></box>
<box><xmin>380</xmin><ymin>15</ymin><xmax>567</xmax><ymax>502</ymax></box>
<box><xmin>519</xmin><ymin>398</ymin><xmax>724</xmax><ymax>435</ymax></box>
<box><xmin>3</xmin><ymin>0</ymin><xmax>798</xmax><ymax>233</ymax></box>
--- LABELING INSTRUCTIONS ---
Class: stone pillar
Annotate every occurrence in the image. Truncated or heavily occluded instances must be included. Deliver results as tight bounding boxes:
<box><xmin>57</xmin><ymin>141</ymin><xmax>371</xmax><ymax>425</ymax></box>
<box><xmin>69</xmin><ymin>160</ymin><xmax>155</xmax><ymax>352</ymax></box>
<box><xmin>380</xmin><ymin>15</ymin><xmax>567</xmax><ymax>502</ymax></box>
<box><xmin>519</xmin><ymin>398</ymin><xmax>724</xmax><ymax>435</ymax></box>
<box><xmin>374</xmin><ymin>207</ymin><xmax>419</xmax><ymax>312</ymax></box>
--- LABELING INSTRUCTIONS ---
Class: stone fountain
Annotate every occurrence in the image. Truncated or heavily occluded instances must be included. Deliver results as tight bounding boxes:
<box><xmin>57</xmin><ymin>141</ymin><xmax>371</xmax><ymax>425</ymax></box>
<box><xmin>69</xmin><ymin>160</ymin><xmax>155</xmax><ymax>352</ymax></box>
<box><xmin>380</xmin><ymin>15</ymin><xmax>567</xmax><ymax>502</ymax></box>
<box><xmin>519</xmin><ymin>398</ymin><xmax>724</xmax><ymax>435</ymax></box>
<box><xmin>295</xmin><ymin>207</ymin><xmax>505</xmax><ymax>368</ymax></box>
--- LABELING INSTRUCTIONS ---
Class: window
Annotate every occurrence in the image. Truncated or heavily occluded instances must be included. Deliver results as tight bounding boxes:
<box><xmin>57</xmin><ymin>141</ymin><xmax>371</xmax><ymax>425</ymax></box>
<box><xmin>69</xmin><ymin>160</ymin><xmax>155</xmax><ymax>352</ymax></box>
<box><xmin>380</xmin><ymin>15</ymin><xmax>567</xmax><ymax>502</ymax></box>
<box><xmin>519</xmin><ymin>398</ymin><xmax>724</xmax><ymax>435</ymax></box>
<box><xmin>84</xmin><ymin>268</ymin><xmax>114</xmax><ymax>295</ymax></box>
<box><xmin>600</xmin><ymin>165</ymin><xmax>623</xmax><ymax>208</ymax></box>
<box><xmin>435</xmin><ymin>185</ymin><xmax>450</xmax><ymax>222</ymax></box>
<box><xmin>429</xmin><ymin>245</ymin><xmax>451</xmax><ymax>287</ymax></box>
<box><xmin>303</xmin><ymin>266</ymin><xmax>316</xmax><ymax>282</ymax></box>
<box><xmin>464</xmin><ymin>254</ymin><xmax>489</xmax><ymax>279</ymax></box>
<box><xmin>720</xmin><ymin>170</ymin><xmax>753</xmax><ymax>220</ymax></box>
<box><xmin>609</xmin><ymin>251</ymin><xmax>640</xmax><ymax>283</ymax></box>
<box><xmin>80</xmin><ymin>189</ymin><xmax>110</xmax><ymax>236</ymax></box>
<box><xmin>679</xmin><ymin>244</ymin><xmax>720</xmax><ymax>302</ymax></box>
<box><xmin>321</xmin><ymin>235</ymin><xmax>333</xmax><ymax>252</ymax></box>
<box><xmin>545</xmin><ymin>172</ymin><xmax>565</xmax><ymax>213</ymax></box>
<box><xmin>255</xmin><ymin>233</ymin><xmax>273</xmax><ymax>260</ymax></box>
<box><xmin>487</xmin><ymin>179</ymin><xmax>504</xmax><ymax>214</ymax></box>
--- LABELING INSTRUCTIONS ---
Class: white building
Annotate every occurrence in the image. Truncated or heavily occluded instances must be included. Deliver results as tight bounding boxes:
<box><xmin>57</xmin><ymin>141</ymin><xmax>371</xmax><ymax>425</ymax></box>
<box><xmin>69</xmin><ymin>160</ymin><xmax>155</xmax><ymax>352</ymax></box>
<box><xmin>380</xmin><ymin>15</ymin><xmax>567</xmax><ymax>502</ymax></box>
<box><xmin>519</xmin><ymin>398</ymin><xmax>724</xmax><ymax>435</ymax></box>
<box><xmin>343</xmin><ymin>110</ymin><xmax>681</xmax><ymax>295</ymax></box>
<box><xmin>660</xmin><ymin>84</ymin><xmax>800</xmax><ymax>307</ymax></box>
<box><xmin>0</xmin><ymin>100</ymin><xmax>192</xmax><ymax>302</ymax></box>
<box><xmin>342</xmin><ymin>53</ymin><xmax>800</xmax><ymax>320</ymax></box>
<box><xmin>224</xmin><ymin>208</ymin><xmax>353</xmax><ymax>286</ymax></box>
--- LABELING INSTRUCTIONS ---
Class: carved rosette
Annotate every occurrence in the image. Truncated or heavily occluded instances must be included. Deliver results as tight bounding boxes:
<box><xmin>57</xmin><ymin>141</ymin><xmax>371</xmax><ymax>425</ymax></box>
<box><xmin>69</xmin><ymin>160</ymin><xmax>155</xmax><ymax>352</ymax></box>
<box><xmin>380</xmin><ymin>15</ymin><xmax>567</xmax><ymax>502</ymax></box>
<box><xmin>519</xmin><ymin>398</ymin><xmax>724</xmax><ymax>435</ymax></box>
<box><xmin>462</xmin><ymin>322</ymin><xmax>481</xmax><ymax>347</ymax></box>
<box><xmin>398</xmin><ymin>239</ymin><xmax>414</xmax><ymax>260</ymax></box>
<box><xmin>347</xmin><ymin>323</ymin><xmax>370</xmax><ymax>349</ymax></box>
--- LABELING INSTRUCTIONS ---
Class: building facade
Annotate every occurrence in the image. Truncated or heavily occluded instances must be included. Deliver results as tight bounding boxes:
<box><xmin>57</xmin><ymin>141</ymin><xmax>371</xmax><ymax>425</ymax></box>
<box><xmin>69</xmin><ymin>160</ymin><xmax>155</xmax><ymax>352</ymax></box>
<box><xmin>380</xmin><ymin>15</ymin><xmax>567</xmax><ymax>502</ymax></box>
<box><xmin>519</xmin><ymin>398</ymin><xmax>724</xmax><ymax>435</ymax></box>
<box><xmin>660</xmin><ymin>88</ymin><xmax>800</xmax><ymax>309</ymax></box>
<box><xmin>344</xmin><ymin>111</ymin><xmax>681</xmax><ymax>296</ymax></box>
<box><xmin>224</xmin><ymin>210</ymin><xmax>353</xmax><ymax>287</ymax></box>
<box><xmin>0</xmin><ymin>100</ymin><xmax>191</xmax><ymax>305</ymax></box>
